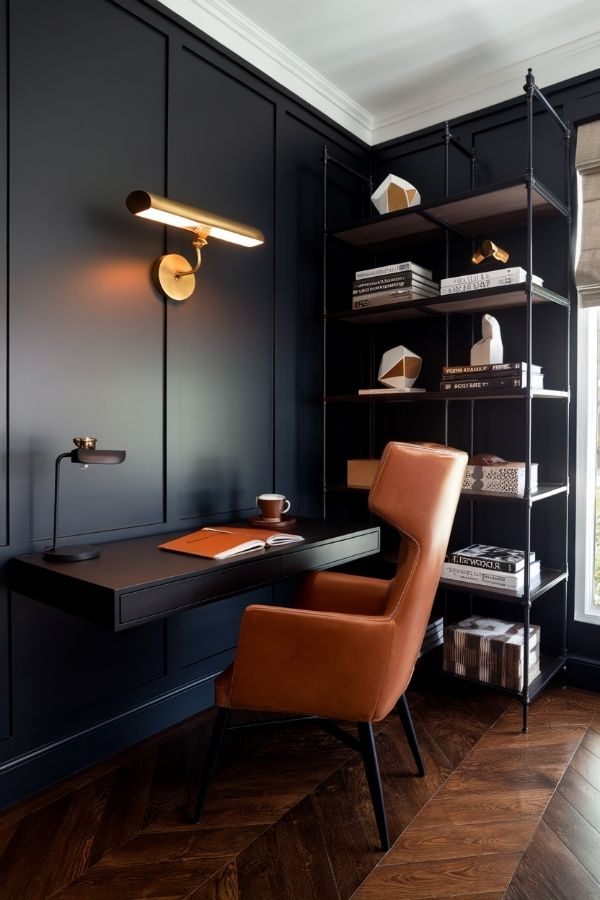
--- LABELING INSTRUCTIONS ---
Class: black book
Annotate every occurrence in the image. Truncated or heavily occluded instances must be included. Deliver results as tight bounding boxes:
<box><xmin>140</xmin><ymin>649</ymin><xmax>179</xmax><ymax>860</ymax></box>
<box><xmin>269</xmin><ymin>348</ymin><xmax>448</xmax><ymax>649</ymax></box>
<box><xmin>442</xmin><ymin>361</ymin><xmax>542</xmax><ymax>376</ymax></box>
<box><xmin>445</xmin><ymin>544</ymin><xmax>536</xmax><ymax>573</ymax></box>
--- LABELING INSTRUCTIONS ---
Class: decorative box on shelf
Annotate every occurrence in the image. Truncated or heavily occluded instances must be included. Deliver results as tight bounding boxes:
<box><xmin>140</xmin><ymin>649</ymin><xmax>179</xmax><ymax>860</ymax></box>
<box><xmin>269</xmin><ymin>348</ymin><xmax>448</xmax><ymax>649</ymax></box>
<box><xmin>462</xmin><ymin>461</ymin><xmax>538</xmax><ymax>496</ymax></box>
<box><xmin>347</xmin><ymin>459</ymin><xmax>380</xmax><ymax>488</ymax></box>
<box><xmin>443</xmin><ymin>616</ymin><xmax>541</xmax><ymax>691</ymax></box>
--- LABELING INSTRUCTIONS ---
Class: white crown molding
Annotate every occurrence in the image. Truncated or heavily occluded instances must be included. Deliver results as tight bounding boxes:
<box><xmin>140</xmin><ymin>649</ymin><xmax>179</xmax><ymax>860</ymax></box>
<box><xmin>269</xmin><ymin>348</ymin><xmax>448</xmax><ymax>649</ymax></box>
<box><xmin>160</xmin><ymin>1</ymin><xmax>600</xmax><ymax>146</ymax></box>
<box><xmin>160</xmin><ymin>0</ymin><xmax>373</xmax><ymax>142</ymax></box>
<box><xmin>371</xmin><ymin>30</ymin><xmax>600</xmax><ymax>145</ymax></box>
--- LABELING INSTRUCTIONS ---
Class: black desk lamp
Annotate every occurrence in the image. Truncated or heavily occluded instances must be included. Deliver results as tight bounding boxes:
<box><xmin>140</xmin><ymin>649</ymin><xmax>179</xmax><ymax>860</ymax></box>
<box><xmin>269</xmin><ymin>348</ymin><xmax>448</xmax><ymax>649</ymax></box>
<box><xmin>44</xmin><ymin>437</ymin><xmax>126</xmax><ymax>562</ymax></box>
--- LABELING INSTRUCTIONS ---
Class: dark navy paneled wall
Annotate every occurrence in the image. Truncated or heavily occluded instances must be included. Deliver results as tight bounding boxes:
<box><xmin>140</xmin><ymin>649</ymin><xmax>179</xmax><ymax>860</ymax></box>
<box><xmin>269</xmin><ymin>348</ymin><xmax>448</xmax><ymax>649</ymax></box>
<box><xmin>0</xmin><ymin>0</ymin><xmax>368</xmax><ymax>807</ymax></box>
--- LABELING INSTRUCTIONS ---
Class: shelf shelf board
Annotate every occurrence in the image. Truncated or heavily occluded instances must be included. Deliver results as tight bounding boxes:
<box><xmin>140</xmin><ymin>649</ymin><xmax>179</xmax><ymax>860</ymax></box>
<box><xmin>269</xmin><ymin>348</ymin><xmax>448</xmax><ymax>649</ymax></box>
<box><xmin>327</xmin><ymin>483</ymin><xmax>568</xmax><ymax>503</ymax></box>
<box><xmin>327</xmin><ymin>284</ymin><xmax>569</xmax><ymax>324</ymax></box>
<box><xmin>528</xmin><ymin>655</ymin><xmax>568</xmax><ymax>701</ymax></box>
<box><xmin>325</xmin><ymin>389</ymin><xmax>569</xmax><ymax>402</ymax></box>
<box><xmin>441</xmin><ymin>653</ymin><xmax>566</xmax><ymax>701</ymax></box>
<box><xmin>462</xmin><ymin>483</ymin><xmax>568</xmax><ymax>502</ymax></box>
<box><xmin>330</xmin><ymin>177</ymin><xmax>568</xmax><ymax>251</ymax></box>
<box><xmin>439</xmin><ymin>567</ymin><xmax>567</xmax><ymax>604</ymax></box>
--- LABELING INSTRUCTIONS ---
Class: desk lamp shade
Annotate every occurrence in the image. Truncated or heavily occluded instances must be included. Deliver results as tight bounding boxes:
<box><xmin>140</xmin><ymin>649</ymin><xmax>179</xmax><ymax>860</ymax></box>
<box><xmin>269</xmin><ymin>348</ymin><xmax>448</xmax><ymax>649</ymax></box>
<box><xmin>43</xmin><ymin>437</ymin><xmax>126</xmax><ymax>562</ymax></box>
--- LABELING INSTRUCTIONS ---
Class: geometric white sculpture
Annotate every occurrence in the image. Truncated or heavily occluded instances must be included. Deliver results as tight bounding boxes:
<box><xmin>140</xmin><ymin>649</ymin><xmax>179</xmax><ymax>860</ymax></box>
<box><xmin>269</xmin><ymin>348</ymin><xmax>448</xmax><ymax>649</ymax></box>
<box><xmin>378</xmin><ymin>345</ymin><xmax>422</xmax><ymax>389</ymax></box>
<box><xmin>470</xmin><ymin>313</ymin><xmax>504</xmax><ymax>365</ymax></box>
<box><xmin>371</xmin><ymin>174</ymin><xmax>421</xmax><ymax>215</ymax></box>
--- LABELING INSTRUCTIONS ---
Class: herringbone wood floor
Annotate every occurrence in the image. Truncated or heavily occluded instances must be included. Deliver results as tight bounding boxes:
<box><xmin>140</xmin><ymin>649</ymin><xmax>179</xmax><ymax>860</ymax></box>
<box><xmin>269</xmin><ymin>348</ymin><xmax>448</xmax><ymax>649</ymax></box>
<box><xmin>1</xmin><ymin>674</ymin><xmax>600</xmax><ymax>899</ymax></box>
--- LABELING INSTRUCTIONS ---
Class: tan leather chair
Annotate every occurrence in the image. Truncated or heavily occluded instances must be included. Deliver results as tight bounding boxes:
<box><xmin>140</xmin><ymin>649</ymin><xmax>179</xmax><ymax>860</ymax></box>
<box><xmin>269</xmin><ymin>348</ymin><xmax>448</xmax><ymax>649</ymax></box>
<box><xmin>193</xmin><ymin>441</ymin><xmax>468</xmax><ymax>850</ymax></box>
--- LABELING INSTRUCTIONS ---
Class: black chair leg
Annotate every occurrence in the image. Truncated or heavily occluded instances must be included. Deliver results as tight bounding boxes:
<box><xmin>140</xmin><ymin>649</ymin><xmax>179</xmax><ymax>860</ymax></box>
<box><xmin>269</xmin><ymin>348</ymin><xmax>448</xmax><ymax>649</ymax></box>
<box><xmin>192</xmin><ymin>707</ymin><xmax>230</xmax><ymax>823</ymax></box>
<box><xmin>356</xmin><ymin>721</ymin><xmax>390</xmax><ymax>852</ymax></box>
<box><xmin>397</xmin><ymin>693</ymin><xmax>425</xmax><ymax>776</ymax></box>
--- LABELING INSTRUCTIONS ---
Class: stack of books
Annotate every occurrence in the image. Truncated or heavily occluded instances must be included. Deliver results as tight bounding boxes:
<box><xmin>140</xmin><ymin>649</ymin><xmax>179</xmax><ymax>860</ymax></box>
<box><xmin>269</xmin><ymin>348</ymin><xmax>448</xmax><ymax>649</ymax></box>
<box><xmin>352</xmin><ymin>261</ymin><xmax>439</xmax><ymax>310</ymax></box>
<box><xmin>441</xmin><ymin>543</ymin><xmax>541</xmax><ymax>593</ymax></box>
<box><xmin>440</xmin><ymin>267</ymin><xmax>543</xmax><ymax>295</ymax></box>
<box><xmin>440</xmin><ymin>361</ymin><xmax>544</xmax><ymax>393</ymax></box>
<box><xmin>443</xmin><ymin>616</ymin><xmax>541</xmax><ymax>691</ymax></box>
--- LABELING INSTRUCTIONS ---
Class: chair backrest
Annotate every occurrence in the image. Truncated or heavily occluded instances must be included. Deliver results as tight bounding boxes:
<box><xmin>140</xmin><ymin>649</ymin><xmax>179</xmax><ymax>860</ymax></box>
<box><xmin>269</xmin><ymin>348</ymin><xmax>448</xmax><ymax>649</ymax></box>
<box><xmin>367</xmin><ymin>441</ymin><xmax>467</xmax><ymax>720</ymax></box>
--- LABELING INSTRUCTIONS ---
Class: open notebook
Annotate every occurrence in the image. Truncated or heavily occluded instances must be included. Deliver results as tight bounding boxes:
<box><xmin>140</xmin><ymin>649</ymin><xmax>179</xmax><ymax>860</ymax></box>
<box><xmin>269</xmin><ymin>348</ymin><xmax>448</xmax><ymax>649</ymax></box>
<box><xmin>159</xmin><ymin>526</ymin><xmax>304</xmax><ymax>560</ymax></box>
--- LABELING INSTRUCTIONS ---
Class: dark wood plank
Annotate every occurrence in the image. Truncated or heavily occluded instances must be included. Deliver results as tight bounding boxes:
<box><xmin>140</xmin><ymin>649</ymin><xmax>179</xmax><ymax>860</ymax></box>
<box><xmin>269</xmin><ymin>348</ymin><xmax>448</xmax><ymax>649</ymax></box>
<box><xmin>49</xmin><ymin>858</ymin><xmax>220</xmax><ymax>900</ymax></box>
<box><xmin>0</xmin><ymin>708</ymin><xmax>213</xmax><ymax>830</ymax></box>
<box><xmin>406</xmin><ymin>688</ymin><xmax>509</xmax><ymax>769</ymax></box>
<box><xmin>583</xmin><ymin>723</ymin><xmax>600</xmax><ymax>760</ymax></box>
<box><xmin>351</xmin><ymin>852</ymin><xmax>521</xmax><ymax>898</ymax></box>
<box><xmin>235</xmin><ymin>796</ymin><xmax>341</xmax><ymax>900</ymax></box>
<box><xmin>383</xmin><ymin>818</ymin><xmax>539</xmax><ymax>864</ymax></box>
<box><xmin>544</xmin><ymin>790</ymin><xmax>600</xmax><ymax>885</ymax></box>
<box><xmin>505</xmin><ymin>819</ymin><xmax>600</xmax><ymax>900</ymax></box>
<box><xmin>0</xmin><ymin>794</ymin><xmax>73</xmax><ymax>900</ymax></box>
<box><xmin>495</xmin><ymin>688</ymin><xmax>595</xmax><ymax>729</ymax></box>
<box><xmin>558</xmin><ymin>765</ymin><xmax>600</xmax><ymax>832</ymax></box>
<box><xmin>571</xmin><ymin>743</ymin><xmax>600</xmax><ymax>792</ymax></box>
<box><xmin>310</xmin><ymin>757</ymin><xmax>382</xmax><ymax>896</ymax></box>
<box><xmin>471</xmin><ymin>723</ymin><xmax>585</xmax><ymax>751</ymax></box>
<box><xmin>413</xmin><ymin>787</ymin><xmax>552</xmax><ymax>827</ymax></box>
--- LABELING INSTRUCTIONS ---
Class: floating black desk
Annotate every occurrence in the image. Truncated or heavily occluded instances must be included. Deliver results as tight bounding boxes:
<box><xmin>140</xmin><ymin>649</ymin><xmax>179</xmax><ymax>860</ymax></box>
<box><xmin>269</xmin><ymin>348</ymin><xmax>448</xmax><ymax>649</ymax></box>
<box><xmin>10</xmin><ymin>519</ymin><xmax>380</xmax><ymax>631</ymax></box>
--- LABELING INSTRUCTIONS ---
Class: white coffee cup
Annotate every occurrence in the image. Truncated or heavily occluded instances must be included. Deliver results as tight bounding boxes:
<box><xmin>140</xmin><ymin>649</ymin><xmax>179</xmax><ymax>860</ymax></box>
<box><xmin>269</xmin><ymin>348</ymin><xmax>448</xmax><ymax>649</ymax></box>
<box><xmin>256</xmin><ymin>493</ymin><xmax>290</xmax><ymax>522</ymax></box>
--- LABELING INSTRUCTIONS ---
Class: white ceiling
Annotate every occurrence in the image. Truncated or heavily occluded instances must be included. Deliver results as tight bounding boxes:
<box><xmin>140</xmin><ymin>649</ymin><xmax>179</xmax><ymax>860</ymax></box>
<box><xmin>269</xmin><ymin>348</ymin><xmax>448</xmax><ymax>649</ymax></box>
<box><xmin>162</xmin><ymin>0</ymin><xmax>600</xmax><ymax>144</ymax></box>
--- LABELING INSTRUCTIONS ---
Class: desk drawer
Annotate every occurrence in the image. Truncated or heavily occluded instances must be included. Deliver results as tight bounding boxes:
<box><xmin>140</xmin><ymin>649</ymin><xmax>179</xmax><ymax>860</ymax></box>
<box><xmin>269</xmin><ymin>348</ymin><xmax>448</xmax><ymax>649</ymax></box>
<box><xmin>120</xmin><ymin>557</ymin><xmax>282</xmax><ymax>625</ymax></box>
<box><xmin>281</xmin><ymin>531</ymin><xmax>380</xmax><ymax>577</ymax></box>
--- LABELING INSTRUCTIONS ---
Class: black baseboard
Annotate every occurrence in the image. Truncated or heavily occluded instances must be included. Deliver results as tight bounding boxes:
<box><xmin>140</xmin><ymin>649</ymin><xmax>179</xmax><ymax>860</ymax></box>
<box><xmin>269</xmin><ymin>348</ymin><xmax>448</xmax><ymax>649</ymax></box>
<box><xmin>566</xmin><ymin>655</ymin><xmax>600</xmax><ymax>694</ymax></box>
<box><xmin>0</xmin><ymin>673</ymin><xmax>217</xmax><ymax>812</ymax></box>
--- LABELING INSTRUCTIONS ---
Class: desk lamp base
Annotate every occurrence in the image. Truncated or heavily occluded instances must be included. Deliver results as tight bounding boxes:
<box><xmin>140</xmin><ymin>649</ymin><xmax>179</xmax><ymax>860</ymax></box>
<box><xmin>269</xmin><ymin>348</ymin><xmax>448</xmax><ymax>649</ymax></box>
<box><xmin>43</xmin><ymin>545</ymin><xmax>100</xmax><ymax>562</ymax></box>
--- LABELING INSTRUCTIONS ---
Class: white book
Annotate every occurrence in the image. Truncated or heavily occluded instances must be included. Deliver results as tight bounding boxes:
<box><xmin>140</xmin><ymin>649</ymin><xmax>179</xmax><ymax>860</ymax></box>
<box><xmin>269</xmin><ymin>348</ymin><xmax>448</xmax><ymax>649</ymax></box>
<box><xmin>352</xmin><ymin>287</ymin><xmax>439</xmax><ymax>310</ymax></box>
<box><xmin>441</xmin><ymin>270</ymin><xmax>543</xmax><ymax>295</ymax></box>
<box><xmin>358</xmin><ymin>387</ymin><xmax>426</xmax><ymax>394</ymax></box>
<box><xmin>441</xmin><ymin>560</ymin><xmax>541</xmax><ymax>590</ymax></box>
<box><xmin>441</xmin><ymin>267</ymin><xmax>543</xmax><ymax>287</ymax></box>
<box><xmin>355</xmin><ymin>261</ymin><xmax>433</xmax><ymax>281</ymax></box>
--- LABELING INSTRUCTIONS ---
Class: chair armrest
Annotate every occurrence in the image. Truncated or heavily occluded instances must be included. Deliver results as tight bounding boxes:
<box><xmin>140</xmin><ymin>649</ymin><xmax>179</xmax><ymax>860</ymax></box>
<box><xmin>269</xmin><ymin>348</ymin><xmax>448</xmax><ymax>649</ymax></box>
<box><xmin>224</xmin><ymin>604</ymin><xmax>394</xmax><ymax>721</ymax></box>
<box><xmin>295</xmin><ymin>571</ymin><xmax>391</xmax><ymax>615</ymax></box>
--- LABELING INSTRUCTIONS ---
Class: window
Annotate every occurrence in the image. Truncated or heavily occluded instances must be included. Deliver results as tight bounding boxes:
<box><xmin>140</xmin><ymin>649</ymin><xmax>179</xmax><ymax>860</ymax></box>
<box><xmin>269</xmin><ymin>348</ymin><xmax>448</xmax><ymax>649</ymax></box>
<box><xmin>574</xmin><ymin>305</ymin><xmax>600</xmax><ymax>621</ymax></box>
<box><xmin>574</xmin><ymin>121</ymin><xmax>600</xmax><ymax>622</ymax></box>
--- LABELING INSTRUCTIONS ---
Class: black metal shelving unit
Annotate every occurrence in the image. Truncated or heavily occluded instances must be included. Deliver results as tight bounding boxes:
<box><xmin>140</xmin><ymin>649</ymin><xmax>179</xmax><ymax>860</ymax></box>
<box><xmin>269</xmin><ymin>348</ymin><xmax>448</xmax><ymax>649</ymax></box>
<box><xmin>321</xmin><ymin>70</ymin><xmax>571</xmax><ymax>732</ymax></box>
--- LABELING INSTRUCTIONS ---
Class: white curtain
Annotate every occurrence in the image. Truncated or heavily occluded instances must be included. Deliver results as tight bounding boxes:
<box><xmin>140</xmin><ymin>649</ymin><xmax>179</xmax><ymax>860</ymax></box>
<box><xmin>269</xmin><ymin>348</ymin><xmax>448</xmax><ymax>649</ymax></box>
<box><xmin>575</xmin><ymin>119</ymin><xmax>600</xmax><ymax>307</ymax></box>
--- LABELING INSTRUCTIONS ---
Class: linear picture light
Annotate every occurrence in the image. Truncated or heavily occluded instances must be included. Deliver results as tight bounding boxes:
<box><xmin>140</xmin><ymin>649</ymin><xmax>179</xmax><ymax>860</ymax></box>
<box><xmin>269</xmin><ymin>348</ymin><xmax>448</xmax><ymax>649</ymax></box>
<box><xmin>126</xmin><ymin>190</ymin><xmax>265</xmax><ymax>301</ymax></box>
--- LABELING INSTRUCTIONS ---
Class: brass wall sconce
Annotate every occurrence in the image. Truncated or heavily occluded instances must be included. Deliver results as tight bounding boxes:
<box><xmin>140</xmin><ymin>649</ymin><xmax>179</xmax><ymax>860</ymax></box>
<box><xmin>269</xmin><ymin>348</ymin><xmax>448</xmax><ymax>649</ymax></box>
<box><xmin>44</xmin><ymin>437</ymin><xmax>126</xmax><ymax>562</ymax></box>
<box><xmin>126</xmin><ymin>191</ymin><xmax>265</xmax><ymax>301</ymax></box>
<box><xmin>472</xmin><ymin>239</ymin><xmax>510</xmax><ymax>265</ymax></box>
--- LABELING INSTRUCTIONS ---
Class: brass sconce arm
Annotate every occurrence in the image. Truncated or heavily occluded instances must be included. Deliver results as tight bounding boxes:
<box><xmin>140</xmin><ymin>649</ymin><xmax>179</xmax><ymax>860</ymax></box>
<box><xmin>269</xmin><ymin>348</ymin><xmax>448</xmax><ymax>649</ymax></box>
<box><xmin>126</xmin><ymin>190</ymin><xmax>264</xmax><ymax>301</ymax></box>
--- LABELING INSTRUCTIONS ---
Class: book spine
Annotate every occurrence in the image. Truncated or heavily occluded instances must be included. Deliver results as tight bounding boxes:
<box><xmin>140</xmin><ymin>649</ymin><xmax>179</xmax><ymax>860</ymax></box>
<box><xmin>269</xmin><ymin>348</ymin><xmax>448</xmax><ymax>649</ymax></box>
<box><xmin>440</xmin><ymin>376</ymin><xmax>542</xmax><ymax>390</ymax></box>
<box><xmin>445</xmin><ymin>554</ymin><xmax>525</xmax><ymax>573</ymax></box>
<box><xmin>353</xmin><ymin>289</ymin><xmax>437</xmax><ymax>308</ymax></box>
<box><xmin>442</xmin><ymin>362</ymin><xmax>541</xmax><ymax>375</ymax></box>
<box><xmin>441</xmin><ymin>267</ymin><xmax>527</xmax><ymax>286</ymax></box>
<box><xmin>442</xmin><ymin>562</ymin><xmax>540</xmax><ymax>589</ymax></box>
<box><xmin>355</xmin><ymin>261</ymin><xmax>433</xmax><ymax>281</ymax></box>
<box><xmin>442</xmin><ymin>373</ymin><xmax>544</xmax><ymax>388</ymax></box>
<box><xmin>352</xmin><ymin>273</ymin><xmax>436</xmax><ymax>293</ymax></box>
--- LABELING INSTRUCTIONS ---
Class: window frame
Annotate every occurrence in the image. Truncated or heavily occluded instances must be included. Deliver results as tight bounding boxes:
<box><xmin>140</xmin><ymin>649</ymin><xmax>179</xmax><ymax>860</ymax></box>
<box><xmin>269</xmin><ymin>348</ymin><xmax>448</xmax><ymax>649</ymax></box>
<box><xmin>574</xmin><ymin>302</ymin><xmax>600</xmax><ymax>623</ymax></box>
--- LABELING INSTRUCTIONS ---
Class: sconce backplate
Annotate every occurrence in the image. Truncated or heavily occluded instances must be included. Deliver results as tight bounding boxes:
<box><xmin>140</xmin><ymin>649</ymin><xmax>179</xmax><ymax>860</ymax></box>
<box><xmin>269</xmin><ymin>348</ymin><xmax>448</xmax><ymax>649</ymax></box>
<box><xmin>153</xmin><ymin>253</ymin><xmax>196</xmax><ymax>301</ymax></box>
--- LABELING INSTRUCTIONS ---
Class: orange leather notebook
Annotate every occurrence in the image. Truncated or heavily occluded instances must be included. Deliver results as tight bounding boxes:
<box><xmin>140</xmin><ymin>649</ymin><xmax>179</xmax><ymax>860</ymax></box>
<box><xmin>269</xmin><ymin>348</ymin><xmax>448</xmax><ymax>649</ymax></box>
<box><xmin>159</xmin><ymin>526</ymin><xmax>304</xmax><ymax>560</ymax></box>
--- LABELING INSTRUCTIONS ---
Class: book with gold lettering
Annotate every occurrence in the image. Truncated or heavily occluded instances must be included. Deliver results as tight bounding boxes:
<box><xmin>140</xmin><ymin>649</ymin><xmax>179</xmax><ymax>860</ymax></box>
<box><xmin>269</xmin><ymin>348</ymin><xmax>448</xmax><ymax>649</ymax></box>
<box><xmin>159</xmin><ymin>526</ymin><xmax>304</xmax><ymax>560</ymax></box>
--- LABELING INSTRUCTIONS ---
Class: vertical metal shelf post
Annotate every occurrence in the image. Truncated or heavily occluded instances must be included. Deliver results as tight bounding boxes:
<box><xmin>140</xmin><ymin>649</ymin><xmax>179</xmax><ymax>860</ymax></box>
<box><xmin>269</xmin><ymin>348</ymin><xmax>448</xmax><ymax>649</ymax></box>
<box><xmin>321</xmin><ymin>146</ymin><xmax>373</xmax><ymax>519</ymax></box>
<box><xmin>520</xmin><ymin>69</ymin><xmax>571</xmax><ymax>731</ymax></box>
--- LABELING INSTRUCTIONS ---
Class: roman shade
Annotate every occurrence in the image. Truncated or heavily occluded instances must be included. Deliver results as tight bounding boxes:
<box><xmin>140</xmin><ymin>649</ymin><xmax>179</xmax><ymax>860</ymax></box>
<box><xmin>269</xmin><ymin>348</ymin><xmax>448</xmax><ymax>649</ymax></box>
<box><xmin>575</xmin><ymin>119</ymin><xmax>600</xmax><ymax>307</ymax></box>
